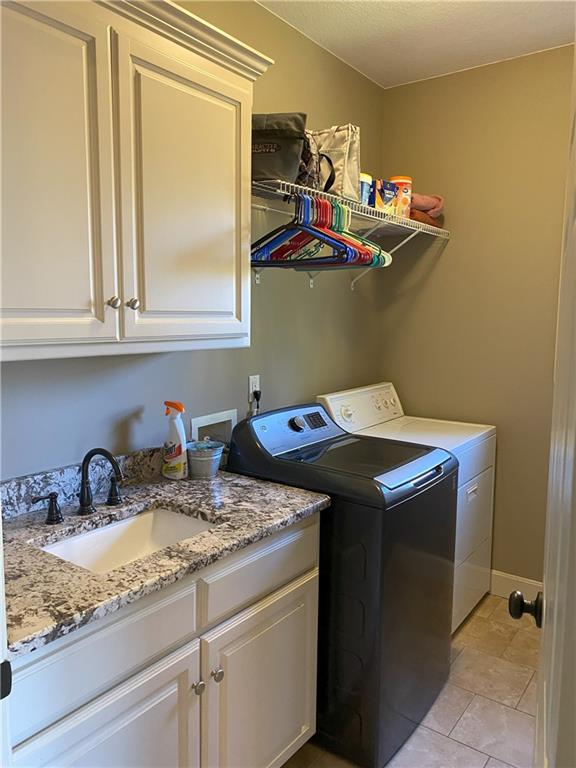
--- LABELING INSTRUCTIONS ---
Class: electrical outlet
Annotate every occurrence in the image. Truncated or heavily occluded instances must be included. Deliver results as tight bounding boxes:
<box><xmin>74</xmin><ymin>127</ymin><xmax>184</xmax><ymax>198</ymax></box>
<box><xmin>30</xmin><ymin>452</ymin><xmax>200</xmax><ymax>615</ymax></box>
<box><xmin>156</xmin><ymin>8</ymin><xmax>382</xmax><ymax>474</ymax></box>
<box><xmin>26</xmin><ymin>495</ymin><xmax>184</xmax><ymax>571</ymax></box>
<box><xmin>248</xmin><ymin>374</ymin><xmax>261</xmax><ymax>402</ymax></box>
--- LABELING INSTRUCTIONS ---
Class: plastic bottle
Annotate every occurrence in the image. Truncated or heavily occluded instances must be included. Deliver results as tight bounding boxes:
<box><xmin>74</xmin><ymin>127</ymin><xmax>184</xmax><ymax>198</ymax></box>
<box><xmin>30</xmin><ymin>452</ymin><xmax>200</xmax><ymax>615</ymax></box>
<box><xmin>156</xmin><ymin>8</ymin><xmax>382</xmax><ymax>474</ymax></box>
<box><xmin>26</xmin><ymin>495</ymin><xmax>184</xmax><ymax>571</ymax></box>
<box><xmin>162</xmin><ymin>401</ymin><xmax>188</xmax><ymax>480</ymax></box>
<box><xmin>359</xmin><ymin>173</ymin><xmax>372</xmax><ymax>205</ymax></box>
<box><xmin>389</xmin><ymin>175</ymin><xmax>413</xmax><ymax>218</ymax></box>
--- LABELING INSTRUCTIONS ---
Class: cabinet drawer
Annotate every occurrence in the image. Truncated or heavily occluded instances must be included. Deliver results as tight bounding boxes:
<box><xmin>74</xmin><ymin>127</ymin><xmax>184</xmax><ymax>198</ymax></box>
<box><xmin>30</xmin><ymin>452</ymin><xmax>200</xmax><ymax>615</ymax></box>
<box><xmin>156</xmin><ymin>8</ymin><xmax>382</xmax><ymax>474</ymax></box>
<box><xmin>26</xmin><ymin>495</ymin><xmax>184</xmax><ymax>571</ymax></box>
<box><xmin>457</xmin><ymin>435</ymin><xmax>496</xmax><ymax>486</ymax></box>
<box><xmin>452</xmin><ymin>538</ymin><xmax>492</xmax><ymax>632</ymax></box>
<box><xmin>455</xmin><ymin>467</ymin><xmax>495</xmax><ymax>566</ymax></box>
<box><xmin>10</xmin><ymin>581</ymin><xmax>196</xmax><ymax>746</ymax></box>
<box><xmin>196</xmin><ymin>520</ymin><xmax>319</xmax><ymax>628</ymax></box>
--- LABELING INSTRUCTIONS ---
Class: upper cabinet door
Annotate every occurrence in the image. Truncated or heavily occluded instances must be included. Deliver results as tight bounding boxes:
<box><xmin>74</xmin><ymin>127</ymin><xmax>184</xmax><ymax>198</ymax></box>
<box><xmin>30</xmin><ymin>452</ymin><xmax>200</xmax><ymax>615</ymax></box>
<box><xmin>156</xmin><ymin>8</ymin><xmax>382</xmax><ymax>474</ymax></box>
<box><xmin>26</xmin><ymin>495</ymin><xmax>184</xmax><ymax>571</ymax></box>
<box><xmin>0</xmin><ymin>3</ymin><xmax>119</xmax><ymax>345</ymax></box>
<box><xmin>118</xmin><ymin>34</ymin><xmax>252</xmax><ymax>342</ymax></box>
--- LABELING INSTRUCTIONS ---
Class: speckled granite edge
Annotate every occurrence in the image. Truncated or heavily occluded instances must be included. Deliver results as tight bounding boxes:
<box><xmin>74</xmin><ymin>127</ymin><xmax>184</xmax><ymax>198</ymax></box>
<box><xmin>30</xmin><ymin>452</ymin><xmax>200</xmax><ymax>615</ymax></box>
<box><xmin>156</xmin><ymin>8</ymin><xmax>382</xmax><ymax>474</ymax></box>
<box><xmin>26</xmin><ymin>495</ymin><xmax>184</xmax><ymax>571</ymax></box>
<box><xmin>3</xmin><ymin>471</ymin><xmax>330</xmax><ymax>658</ymax></box>
<box><xmin>1</xmin><ymin>447</ymin><xmax>162</xmax><ymax>521</ymax></box>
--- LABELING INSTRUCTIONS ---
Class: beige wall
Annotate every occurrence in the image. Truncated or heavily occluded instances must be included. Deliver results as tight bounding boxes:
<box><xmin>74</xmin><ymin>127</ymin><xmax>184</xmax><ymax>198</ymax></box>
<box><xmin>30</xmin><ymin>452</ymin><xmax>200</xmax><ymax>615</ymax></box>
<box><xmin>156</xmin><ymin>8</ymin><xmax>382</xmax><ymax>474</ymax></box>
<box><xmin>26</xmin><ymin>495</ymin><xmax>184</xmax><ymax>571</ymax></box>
<box><xmin>0</xmin><ymin>1</ymin><xmax>385</xmax><ymax>480</ymax></box>
<box><xmin>182</xmin><ymin>1</ymin><xmax>384</xmax><ymax>173</ymax></box>
<box><xmin>374</xmin><ymin>46</ymin><xmax>574</xmax><ymax>580</ymax></box>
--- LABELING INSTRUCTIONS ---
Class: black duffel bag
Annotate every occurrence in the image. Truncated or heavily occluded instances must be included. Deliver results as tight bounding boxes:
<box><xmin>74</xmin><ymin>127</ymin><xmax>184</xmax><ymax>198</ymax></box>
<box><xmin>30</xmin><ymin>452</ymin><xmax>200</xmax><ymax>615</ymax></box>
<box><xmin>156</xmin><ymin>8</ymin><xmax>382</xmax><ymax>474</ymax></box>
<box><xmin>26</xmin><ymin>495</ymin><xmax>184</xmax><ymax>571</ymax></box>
<box><xmin>252</xmin><ymin>112</ymin><xmax>306</xmax><ymax>183</ymax></box>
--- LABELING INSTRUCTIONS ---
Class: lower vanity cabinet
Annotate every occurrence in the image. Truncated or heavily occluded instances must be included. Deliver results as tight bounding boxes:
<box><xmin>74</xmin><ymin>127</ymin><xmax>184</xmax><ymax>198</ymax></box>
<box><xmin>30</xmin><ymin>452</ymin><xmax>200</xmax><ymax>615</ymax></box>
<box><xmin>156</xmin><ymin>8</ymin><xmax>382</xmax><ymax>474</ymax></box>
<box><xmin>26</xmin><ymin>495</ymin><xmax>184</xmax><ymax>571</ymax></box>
<box><xmin>12</xmin><ymin>640</ymin><xmax>201</xmax><ymax>768</ymax></box>
<box><xmin>202</xmin><ymin>571</ymin><xmax>318</xmax><ymax>768</ymax></box>
<box><xmin>9</xmin><ymin>518</ymin><xmax>320</xmax><ymax>768</ymax></box>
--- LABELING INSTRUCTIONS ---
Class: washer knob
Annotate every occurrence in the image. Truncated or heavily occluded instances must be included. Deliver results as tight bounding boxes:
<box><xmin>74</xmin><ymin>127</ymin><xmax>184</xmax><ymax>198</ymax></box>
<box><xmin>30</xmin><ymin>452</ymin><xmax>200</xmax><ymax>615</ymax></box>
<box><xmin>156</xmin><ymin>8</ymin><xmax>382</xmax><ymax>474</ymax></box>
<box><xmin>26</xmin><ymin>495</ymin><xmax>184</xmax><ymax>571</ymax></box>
<box><xmin>289</xmin><ymin>416</ymin><xmax>306</xmax><ymax>432</ymax></box>
<box><xmin>341</xmin><ymin>406</ymin><xmax>354</xmax><ymax>421</ymax></box>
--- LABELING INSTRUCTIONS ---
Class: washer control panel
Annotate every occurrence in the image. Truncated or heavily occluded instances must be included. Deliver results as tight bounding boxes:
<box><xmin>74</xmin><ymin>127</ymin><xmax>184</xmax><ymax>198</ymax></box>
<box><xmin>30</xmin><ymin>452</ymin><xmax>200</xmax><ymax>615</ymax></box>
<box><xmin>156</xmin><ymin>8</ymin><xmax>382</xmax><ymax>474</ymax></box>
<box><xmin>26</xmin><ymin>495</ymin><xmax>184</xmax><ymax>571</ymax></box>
<box><xmin>318</xmin><ymin>382</ymin><xmax>404</xmax><ymax>431</ymax></box>
<box><xmin>251</xmin><ymin>405</ymin><xmax>345</xmax><ymax>456</ymax></box>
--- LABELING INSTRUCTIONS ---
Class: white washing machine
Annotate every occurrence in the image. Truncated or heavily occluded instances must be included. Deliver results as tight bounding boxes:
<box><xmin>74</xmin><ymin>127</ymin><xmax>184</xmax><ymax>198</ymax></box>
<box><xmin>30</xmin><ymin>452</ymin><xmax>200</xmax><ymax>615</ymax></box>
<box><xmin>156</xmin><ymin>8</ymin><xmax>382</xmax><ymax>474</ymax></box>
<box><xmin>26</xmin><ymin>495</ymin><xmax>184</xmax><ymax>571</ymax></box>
<box><xmin>318</xmin><ymin>382</ymin><xmax>496</xmax><ymax>631</ymax></box>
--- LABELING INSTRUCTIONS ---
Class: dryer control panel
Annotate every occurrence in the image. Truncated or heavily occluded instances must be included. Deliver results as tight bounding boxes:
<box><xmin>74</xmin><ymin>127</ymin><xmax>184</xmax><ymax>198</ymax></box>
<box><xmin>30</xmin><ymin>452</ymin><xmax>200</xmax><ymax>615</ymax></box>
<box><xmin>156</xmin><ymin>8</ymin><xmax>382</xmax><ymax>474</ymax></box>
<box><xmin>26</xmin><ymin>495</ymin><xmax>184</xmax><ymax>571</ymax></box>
<box><xmin>318</xmin><ymin>382</ymin><xmax>404</xmax><ymax>431</ymax></box>
<box><xmin>249</xmin><ymin>404</ymin><xmax>346</xmax><ymax>456</ymax></box>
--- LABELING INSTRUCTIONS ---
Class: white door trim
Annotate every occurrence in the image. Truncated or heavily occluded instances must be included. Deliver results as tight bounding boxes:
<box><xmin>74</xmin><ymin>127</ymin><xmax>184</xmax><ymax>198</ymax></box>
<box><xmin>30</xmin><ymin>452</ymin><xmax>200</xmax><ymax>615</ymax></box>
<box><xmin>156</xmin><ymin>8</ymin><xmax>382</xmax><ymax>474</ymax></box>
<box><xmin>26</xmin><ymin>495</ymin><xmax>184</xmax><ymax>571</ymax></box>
<box><xmin>536</xmin><ymin>45</ymin><xmax>576</xmax><ymax>768</ymax></box>
<box><xmin>0</xmin><ymin>512</ymin><xmax>12</xmax><ymax>766</ymax></box>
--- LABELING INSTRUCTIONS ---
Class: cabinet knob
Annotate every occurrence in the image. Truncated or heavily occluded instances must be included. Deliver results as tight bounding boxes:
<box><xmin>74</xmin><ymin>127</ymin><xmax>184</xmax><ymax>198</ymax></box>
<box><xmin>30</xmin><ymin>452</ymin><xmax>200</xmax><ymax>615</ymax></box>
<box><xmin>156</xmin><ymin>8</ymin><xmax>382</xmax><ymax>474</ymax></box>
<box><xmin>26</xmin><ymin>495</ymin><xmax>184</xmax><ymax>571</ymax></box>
<box><xmin>211</xmin><ymin>667</ymin><xmax>225</xmax><ymax>683</ymax></box>
<box><xmin>107</xmin><ymin>296</ymin><xmax>122</xmax><ymax>309</ymax></box>
<box><xmin>191</xmin><ymin>680</ymin><xmax>206</xmax><ymax>695</ymax></box>
<box><xmin>126</xmin><ymin>298</ymin><xmax>141</xmax><ymax>310</ymax></box>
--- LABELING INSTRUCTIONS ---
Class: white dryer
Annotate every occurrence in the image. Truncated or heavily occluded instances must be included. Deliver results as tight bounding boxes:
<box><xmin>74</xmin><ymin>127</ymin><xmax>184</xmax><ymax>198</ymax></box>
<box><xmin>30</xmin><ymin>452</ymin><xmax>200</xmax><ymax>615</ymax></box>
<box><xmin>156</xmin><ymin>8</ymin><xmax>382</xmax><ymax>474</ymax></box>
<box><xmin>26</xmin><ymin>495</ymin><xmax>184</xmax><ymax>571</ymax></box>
<box><xmin>318</xmin><ymin>382</ymin><xmax>496</xmax><ymax>631</ymax></box>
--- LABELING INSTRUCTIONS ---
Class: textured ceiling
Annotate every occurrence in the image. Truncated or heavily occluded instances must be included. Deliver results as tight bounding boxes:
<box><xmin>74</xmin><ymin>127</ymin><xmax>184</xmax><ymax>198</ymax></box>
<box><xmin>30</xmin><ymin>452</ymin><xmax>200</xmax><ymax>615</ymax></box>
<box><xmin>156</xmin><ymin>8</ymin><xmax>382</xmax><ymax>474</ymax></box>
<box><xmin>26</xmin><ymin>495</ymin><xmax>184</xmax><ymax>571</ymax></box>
<box><xmin>258</xmin><ymin>0</ymin><xmax>575</xmax><ymax>88</ymax></box>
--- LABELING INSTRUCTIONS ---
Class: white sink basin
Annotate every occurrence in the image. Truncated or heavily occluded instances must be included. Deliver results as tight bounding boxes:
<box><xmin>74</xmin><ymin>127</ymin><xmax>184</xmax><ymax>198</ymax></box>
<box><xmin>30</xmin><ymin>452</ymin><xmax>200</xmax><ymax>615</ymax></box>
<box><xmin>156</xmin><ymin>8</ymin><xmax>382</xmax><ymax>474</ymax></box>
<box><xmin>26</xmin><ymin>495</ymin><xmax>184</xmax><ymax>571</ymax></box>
<box><xmin>42</xmin><ymin>508</ymin><xmax>213</xmax><ymax>574</ymax></box>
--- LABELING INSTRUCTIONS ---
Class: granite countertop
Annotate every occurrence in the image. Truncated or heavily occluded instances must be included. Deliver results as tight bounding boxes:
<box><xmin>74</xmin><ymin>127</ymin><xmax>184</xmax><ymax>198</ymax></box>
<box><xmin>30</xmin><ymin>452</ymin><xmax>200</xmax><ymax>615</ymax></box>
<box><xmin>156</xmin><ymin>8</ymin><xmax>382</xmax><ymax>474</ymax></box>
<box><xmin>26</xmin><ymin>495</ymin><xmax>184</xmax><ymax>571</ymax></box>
<box><xmin>3</xmin><ymin>472</ymin><xmax>329</xmax><ymax>659</ymax></box>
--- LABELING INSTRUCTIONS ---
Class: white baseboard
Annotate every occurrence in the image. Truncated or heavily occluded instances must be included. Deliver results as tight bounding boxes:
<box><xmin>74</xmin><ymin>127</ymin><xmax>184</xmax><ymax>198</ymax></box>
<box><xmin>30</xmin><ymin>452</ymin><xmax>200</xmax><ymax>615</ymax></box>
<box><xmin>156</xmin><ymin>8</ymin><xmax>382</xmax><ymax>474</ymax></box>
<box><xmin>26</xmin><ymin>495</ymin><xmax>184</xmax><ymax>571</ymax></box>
<box><xmin>490</xmin><ymin>569</ymin><xmax>543</xmax><ymax>600</ymax></box>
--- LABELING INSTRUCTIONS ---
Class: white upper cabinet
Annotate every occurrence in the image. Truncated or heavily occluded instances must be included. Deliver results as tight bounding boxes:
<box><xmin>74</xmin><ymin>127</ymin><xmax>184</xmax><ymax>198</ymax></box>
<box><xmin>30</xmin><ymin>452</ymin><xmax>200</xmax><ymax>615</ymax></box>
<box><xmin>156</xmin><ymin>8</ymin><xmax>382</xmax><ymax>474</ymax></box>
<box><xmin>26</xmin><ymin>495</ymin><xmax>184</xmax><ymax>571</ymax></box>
<box><xmin>118</xmin><ymin>33</ymin><xmax>251</xmax><ymax>341</ymax></box>
<box><xmin>1</xmin><ymin>1</ymin><xmax>272</xmax><ymax>360</ymax></box>
<box><xmin>1</xmin><ymin>2</ymin><xmax>118</xmax><ymax>345</ymax></box>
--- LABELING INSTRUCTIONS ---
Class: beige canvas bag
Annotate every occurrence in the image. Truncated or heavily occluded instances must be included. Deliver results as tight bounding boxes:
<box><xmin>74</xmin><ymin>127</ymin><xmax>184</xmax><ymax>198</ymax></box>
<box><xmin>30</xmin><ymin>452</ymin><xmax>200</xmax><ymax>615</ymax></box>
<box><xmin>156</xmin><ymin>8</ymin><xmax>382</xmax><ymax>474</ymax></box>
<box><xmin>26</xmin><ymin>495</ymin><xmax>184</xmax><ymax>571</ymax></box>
<box><xmin>310</xmin><ymin>124</ymin><xmax>361</xmax><ymax>201</ymax></box>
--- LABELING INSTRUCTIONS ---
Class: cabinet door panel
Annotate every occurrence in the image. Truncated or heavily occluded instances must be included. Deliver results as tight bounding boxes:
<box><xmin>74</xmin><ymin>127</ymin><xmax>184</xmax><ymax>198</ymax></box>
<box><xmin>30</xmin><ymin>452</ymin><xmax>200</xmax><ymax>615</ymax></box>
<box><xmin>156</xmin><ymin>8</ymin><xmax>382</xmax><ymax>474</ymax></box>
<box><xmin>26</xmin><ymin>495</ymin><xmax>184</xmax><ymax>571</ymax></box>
<box><xmin>202</xmin><ymin>571</ymin><xmax>318</xmax><ymax>768</ymax></box>
<box><xmin>119</xmin><ymin>36</ymin><xmax>251</xmax><ymax>340</ymax></box>
<box><xmin>12</xmin><ymin>640</ymin><xmax>200</xmax><ymax>768</ymax></box>
<box><xmin>1</xmin><ymin>2</ymin><xmax>118</xmax><ymax>344</ymax></box>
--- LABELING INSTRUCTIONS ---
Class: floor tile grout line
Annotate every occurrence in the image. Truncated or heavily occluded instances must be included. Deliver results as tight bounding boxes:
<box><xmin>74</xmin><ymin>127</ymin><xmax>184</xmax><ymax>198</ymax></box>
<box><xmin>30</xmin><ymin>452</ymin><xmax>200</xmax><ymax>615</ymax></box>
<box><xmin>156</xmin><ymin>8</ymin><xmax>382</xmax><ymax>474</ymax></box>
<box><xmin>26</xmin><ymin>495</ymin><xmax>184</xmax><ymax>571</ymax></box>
<box><xmin>458</xmin><ymin>691</ymin><xmax>536</xmax><ymax>721</ymax></box>
<box><xmin>448</xmin><ymin>732</ymin><xmax>531</xmax><ymax>768</ymax></box>
<box><xmin>447</xmin><ymin>676</ymin><xmax>534</xmax><ymax>710</ymax></box>
<box><xmin>461</xmin><ymin>613</ymin><xmax>521</xmax><ymax>634</ymax></box>
<box><xmin>447</xmin><ymin>690</ymin><xmax>477</xmax><ymax>737</ymax></box>
<box><xmin>455</xmin><ymin>617</ymin><xmax>523</xmax><ymax>663</ymax></box>
<box><xmin>455</xmin><ymin>637</ymin><xmax>520</xmax><ymax>663</ymax></box>
<box><xmin>451</xmin><ymin>643</ymin><xmax>536</xmax><ymax>672</ymax></box>
<box><xmin>420</xmin><ymin>724</ymin><xmax>493</xmax><ymax>765</ymax></box>
<box><xmin>514</xmin><ymin>669</ymin><xmax>536</xmax><ymax>710</ymax></box>
<box><xmin>485</xmin><ymin>596</ymin><xmax>507</xmax><ymax>619</ymax></box>
<box><xmin>446</xmin><ymin>703</ymin><xmax>534</xmax><ymax>768</ymax></box>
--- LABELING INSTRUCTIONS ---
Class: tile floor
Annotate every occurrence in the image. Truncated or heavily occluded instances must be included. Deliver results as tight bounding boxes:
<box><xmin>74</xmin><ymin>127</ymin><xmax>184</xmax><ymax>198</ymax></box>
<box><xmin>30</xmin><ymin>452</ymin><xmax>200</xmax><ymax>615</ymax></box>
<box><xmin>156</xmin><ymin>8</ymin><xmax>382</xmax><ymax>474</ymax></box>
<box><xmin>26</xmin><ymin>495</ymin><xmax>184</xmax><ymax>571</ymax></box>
<box><xmin>285</xmin><ymin>595</ymin><xmax>539</xmax><ymax>768</ymax></box>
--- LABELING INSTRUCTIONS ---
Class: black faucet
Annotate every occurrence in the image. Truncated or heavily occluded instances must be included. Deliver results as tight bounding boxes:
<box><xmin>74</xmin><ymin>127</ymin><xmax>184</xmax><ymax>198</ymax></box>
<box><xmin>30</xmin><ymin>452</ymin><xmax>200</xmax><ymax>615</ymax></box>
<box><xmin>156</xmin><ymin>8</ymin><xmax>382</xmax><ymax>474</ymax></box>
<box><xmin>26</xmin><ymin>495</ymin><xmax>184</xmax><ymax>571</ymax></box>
<box><xmin>32</xmin><ymin>492</ymin><xmax>64</xmax><ymax>525</ymax></box>
<box><xmin>78</xmin><ymin>448</ymin><xmax>124</xmax><ymax>515</ymax></box>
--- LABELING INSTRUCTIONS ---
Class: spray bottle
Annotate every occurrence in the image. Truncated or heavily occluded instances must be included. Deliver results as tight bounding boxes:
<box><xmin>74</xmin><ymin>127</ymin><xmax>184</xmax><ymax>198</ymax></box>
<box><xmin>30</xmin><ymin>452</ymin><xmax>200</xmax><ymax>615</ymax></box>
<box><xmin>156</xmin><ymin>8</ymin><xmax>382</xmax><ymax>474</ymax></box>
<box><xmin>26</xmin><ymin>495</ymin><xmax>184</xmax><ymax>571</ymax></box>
<box><xmin>162</xmin><ymin>401</ymin><xmax>188</xmax><ymax>480</ymax></box>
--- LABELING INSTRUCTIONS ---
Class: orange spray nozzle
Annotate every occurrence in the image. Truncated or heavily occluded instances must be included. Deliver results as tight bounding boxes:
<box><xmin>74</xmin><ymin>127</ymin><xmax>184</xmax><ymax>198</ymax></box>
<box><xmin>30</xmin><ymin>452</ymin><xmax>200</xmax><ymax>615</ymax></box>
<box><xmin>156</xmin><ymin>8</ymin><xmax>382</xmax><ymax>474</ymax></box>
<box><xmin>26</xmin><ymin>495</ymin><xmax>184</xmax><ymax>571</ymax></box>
<box><xmin>164</xmin><ymin>400</ymin><xmax>185</xmax><ymax>415</ymax></box>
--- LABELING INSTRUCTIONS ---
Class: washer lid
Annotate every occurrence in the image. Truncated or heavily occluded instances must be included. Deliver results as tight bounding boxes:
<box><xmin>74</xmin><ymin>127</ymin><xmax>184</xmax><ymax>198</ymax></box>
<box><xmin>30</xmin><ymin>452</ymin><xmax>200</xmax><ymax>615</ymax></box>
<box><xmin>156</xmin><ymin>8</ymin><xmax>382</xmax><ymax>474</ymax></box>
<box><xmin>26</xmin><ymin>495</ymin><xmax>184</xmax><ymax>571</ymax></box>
<box><xmin>360</xmin><ymin>416</ymin><xmax>496</xmax><ymax>454</ymax></box>
<box><xmin>281</xmin><ymin>434</ymin><xmax>450</xmax><ymax>488</ymax></box>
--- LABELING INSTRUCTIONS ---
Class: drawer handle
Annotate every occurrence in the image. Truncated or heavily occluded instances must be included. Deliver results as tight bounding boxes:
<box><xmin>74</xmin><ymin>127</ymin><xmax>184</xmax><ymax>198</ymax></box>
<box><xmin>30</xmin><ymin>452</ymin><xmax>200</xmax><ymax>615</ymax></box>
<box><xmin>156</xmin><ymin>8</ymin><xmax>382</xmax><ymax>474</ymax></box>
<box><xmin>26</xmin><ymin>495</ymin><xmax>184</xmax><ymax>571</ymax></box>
<box><xmin>107</xmin><ymin>296</ymin><xmax>122</xmax><ymax>309</ymax></box>
<box><xmin>126</xmin><ymin>297</ymin><xmax>141</xmax><ymax>310</ymax></box>
<box><xmin>211</xmin><ymin>667</ymin><xmax>225</xmax><ymax>683</ymax></box>
<box><xmin>191</xmin><ymin>680</ymin><xmax>206</xmax><ymax>695</ymax></box>
<box><xmin>466</xmin><ymin>484</ymin><xmax>479</xmax><ymax>499</ymax></box>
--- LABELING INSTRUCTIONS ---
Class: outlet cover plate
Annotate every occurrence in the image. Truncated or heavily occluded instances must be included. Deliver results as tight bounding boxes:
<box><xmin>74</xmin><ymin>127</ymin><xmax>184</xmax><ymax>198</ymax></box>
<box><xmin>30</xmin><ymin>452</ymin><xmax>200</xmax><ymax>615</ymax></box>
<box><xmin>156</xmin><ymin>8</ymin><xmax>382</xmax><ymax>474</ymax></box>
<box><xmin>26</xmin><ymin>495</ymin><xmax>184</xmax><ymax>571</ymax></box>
<box><xmin>248</xmin><ymin>375</ymin><xmax>260</xmax><ymax>402</ymax></box>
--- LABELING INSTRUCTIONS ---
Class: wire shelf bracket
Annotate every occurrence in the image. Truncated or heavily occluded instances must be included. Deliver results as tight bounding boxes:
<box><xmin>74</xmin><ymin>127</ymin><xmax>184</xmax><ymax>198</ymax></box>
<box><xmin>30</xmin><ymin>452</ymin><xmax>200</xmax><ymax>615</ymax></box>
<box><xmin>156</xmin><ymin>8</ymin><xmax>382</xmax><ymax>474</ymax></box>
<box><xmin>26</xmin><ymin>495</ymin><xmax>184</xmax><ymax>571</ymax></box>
<box><xmin>350</xmin><ymin>230</ymin><xmax>421</xmax><ymax>291</ymax></box>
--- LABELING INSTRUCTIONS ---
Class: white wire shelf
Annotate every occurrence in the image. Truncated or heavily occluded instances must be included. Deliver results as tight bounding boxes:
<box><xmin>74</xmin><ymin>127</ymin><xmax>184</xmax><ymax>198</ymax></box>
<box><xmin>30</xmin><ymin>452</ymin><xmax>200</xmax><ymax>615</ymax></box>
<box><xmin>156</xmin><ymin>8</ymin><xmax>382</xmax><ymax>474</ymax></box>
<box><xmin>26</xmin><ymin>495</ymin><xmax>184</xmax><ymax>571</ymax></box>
<box><xmin>251</xmin><ymin>179</ymin><xmax>450</xmax><ymax>240</ymax></box>
<box><xmin>251</xmin><ymin>179</ymin><xmax>450</xmax><ymax>289</ymax></box>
